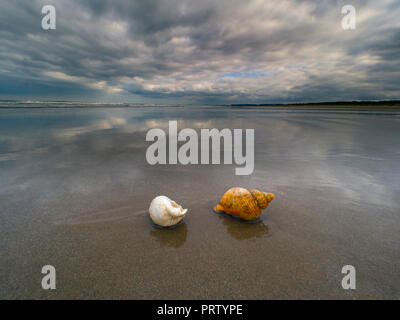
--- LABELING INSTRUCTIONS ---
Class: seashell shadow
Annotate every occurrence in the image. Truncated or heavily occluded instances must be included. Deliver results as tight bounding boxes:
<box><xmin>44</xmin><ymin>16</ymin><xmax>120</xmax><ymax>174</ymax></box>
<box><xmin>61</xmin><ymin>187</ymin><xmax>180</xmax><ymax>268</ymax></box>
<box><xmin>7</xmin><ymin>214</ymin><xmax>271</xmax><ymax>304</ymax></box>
<box><xmin>214</xmin><ymin>208</ymin><xmax>271</xmax><ymax>240</ymax></box>
<box><xmin>149</xmin><ymin>217</ymin><xmax>185</xmax><ymax>229</ymax></box>
<box><xmin>149</xmin><ymin>219</ymin><xmax>187</xmax><ymax>248</ymax></box>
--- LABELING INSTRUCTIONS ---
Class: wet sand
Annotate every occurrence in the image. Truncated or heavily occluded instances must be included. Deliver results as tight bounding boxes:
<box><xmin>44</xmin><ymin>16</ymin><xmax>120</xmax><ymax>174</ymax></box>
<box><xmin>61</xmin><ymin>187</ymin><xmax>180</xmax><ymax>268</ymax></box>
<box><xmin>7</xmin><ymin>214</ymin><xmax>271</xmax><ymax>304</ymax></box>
<box><xmin>0</xmin><ymin>105</ymin><xmax>400</xmax><ymax>299</ymax></box>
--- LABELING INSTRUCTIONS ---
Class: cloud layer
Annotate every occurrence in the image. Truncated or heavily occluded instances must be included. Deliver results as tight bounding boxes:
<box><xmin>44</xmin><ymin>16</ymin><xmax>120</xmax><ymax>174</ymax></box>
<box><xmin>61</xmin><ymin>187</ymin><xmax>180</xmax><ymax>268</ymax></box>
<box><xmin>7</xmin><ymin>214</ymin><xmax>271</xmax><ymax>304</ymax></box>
<box><xmin>0</xmin><ymin>0</ymin><xmax>399</xmax><ymax>103</ymax></box>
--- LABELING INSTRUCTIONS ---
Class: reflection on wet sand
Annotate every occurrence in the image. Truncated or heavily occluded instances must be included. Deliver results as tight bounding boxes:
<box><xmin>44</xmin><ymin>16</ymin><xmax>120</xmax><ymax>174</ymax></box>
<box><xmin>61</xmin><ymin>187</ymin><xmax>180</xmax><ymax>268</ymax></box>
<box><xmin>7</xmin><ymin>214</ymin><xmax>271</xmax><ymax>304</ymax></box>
<box><xmin>1</xmin><ymin>106</ymin><xmax>400</xmax><ymax>299</ymax></box>
<box><xmin>216</xmin><ymin>213</ymin><xmax>271</xmax><ymax>240</ymax></box>
<box><xmin>149</xmin><ymin>222</ymin><xmax>187</xmax><ymax>248</ymax></box>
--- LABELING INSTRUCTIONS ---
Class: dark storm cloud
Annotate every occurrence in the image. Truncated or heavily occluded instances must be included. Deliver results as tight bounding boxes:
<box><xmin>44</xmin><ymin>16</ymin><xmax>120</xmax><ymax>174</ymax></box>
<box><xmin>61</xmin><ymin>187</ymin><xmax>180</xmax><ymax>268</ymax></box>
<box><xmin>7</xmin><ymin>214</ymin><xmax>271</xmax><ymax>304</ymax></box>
<box><xmin>0</xmin><ymin>0</ymin><xmax>399</xmax><ymax>103</ymax></box>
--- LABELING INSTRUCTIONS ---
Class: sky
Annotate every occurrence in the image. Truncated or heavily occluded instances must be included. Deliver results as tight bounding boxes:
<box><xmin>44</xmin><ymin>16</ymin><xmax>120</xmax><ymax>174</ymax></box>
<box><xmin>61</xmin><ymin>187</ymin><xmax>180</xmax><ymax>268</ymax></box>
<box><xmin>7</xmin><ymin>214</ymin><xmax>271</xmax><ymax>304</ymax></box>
<box><xmin>0</xmin><ymin>0</ymin><xmax>399</xmax><ymax>104</ymax></box>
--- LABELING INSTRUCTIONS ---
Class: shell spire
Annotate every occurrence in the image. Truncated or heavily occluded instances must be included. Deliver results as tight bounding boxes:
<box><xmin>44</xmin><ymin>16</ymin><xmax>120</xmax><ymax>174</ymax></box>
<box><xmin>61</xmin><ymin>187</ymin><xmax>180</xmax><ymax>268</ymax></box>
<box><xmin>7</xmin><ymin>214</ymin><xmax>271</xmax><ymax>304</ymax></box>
<box><xmin>250</xmin><ymin>190</ymin><xmax>275</xmax><ymax>209</ymax></box>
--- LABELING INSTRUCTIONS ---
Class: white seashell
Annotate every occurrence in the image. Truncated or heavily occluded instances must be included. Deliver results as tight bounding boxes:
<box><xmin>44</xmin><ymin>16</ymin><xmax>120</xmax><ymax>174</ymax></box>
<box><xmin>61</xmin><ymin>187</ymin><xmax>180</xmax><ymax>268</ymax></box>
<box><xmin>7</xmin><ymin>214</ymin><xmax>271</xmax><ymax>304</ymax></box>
<box><xmin>149</xmin><ymin>196</ymin><xmax>188</xmax><ymax>227</ymax></box>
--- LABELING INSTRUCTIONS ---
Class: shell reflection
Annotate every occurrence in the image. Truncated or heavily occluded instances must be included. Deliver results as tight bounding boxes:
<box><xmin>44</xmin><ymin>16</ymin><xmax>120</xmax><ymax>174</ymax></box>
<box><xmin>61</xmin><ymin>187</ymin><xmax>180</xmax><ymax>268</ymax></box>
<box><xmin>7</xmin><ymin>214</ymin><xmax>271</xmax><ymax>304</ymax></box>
<box><xmin>216</xmin><ymin>213</ymin><xmax>271</xmax><ymax>240</ymax></box>
<box><xmin>149</xmin><ymin>222</ymin><xmax>187</xmax><ymax>248</ymax></box>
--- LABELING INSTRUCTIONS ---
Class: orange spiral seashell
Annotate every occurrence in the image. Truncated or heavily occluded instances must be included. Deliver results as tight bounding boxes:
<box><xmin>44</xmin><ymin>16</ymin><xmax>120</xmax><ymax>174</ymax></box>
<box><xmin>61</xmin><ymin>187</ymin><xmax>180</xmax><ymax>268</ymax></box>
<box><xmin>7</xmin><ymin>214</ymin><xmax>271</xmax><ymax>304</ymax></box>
<box><xmin>214</xmin><ymin>187</ymin><xmax>275</xmax><ymax>221</ymax></box>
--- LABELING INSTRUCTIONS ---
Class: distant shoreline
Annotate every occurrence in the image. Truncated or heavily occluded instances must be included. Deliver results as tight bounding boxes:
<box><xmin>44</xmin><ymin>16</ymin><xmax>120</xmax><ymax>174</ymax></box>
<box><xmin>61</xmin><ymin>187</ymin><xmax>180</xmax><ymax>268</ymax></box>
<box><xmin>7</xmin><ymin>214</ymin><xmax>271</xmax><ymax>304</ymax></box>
<box><xmin>227</xmin><ymin>100</ymin><xmax>400</xmax><ymax>108</ymax></box>
<box><xmin>1</xmin><ymin>100</ymin><xmax>400</xmax><ymax>109</ymax></box>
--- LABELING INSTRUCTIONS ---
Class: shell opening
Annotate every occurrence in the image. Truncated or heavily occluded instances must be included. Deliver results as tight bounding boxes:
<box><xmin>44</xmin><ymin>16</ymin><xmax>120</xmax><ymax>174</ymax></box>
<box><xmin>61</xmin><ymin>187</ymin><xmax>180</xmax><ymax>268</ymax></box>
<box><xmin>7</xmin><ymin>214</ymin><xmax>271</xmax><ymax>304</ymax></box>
<box><xmin>167</xmin><ymin>200</ymin><xmax>187</xmax><ymax>217</ymax></box>
<box><xmin>170</xmin><ymin>201</ymin><xmax>180</xmax><ymax>208</ymax></box>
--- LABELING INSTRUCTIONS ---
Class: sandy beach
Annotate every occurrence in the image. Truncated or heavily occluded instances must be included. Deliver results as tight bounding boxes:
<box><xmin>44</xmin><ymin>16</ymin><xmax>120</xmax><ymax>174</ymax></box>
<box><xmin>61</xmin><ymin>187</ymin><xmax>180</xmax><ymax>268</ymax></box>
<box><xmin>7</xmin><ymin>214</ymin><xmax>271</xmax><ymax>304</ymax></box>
<box><xmin>1</xmin><ymin>105</ymin><xmax>400</xmax><ymax>299</ymax></box>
